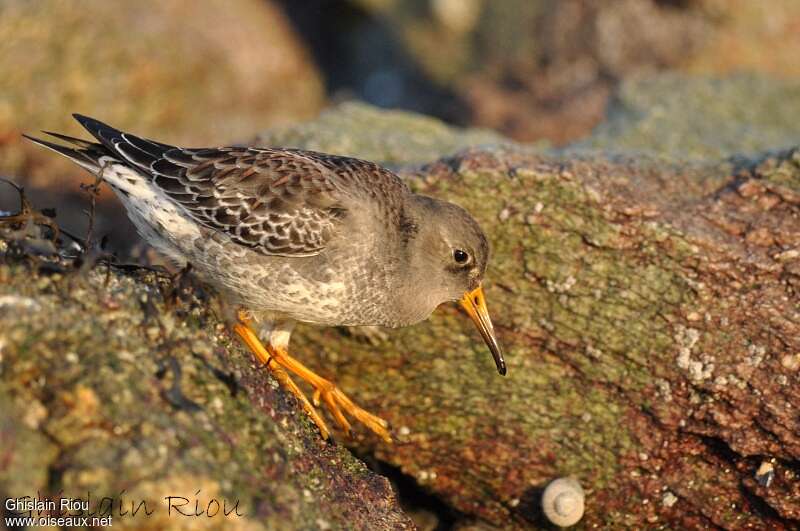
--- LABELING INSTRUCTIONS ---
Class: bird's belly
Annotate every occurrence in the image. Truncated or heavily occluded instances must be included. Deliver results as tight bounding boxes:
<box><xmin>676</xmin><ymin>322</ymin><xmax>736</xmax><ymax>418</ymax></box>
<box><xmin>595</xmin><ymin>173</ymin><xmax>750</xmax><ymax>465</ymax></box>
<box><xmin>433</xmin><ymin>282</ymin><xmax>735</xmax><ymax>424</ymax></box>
<box><xmin>216</xmin><ymin>251</ymin><xmax>398</xmax><ymax>327</ymax></box>
<box><xmin>248</xmin><ymin>266</ymin><xmax>372</xmax><ymax>326</ymax></box>
<box><xmin>180</xmin><ymin>245</ymin><xmax>359</xmax><ymax>326</ymax></box>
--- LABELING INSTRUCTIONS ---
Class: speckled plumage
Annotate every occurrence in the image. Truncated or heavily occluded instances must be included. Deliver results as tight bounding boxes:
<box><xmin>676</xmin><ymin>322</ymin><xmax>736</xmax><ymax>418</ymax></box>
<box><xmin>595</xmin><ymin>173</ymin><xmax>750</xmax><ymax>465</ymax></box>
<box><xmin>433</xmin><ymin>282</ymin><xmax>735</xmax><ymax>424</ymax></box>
<box><xmin>27</xmin><ymin>114</ymin><xmax>505</xmax><ymax>441</ymax></box>
<box><xmin>26</xmin><ymin>115</ymin><xmax>490</xmax><ymax>328</ymax></box>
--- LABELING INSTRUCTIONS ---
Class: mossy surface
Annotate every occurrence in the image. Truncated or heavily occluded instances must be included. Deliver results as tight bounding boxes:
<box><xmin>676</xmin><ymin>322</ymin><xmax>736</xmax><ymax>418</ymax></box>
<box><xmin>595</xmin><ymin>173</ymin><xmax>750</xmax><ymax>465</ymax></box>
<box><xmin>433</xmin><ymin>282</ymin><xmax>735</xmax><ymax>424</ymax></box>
<box><xmin>0</xmin><ymin>261</ymin><xmax>412</xmax><ymax>530</ymax></box>
<box><xmin>256</xmin><ymin>95</ymin><xmax>800</xmax><ymax>528</ymax></box>
<box><xmin>287</xmin><ymin>150</ymin><xmax>697</xmax><ymax>526</ymax></box>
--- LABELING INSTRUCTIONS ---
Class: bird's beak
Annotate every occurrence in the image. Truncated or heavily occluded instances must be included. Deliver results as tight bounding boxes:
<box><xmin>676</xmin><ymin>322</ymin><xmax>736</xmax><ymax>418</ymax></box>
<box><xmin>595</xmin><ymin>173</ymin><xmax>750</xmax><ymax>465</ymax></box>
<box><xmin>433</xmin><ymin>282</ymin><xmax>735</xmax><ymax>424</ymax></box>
<box><xmin>459</xmin><ymin>284</ymin><xmax>506</xmax><ymax>375</ymax></box>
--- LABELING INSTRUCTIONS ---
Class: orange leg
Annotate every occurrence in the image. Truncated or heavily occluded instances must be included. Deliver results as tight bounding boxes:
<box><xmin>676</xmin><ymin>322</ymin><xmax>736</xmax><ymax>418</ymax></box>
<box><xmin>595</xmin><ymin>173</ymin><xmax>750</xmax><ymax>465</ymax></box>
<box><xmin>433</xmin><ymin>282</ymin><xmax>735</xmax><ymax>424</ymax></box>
<box><xmin>273</xmin><ymin>345</ymin><xmax>392</xmax><ymax>443</ymax></box>
<box><xmin>233</xmin><ymin>321</ymin><xmax>331</xmax><ymax>440</ymax></box>
<box><xmin>234</xmin><ymin>314</ymin><xmax>392</xmax><ymax>443</ymax></box>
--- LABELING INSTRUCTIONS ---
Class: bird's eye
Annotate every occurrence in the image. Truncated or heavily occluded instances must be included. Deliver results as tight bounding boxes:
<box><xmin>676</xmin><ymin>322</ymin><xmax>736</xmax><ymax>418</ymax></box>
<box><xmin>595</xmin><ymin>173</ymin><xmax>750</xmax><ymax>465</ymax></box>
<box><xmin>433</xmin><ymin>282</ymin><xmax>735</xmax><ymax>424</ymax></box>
<box><xmin>453</xmin><ymin>249</ymin><xmax>470</xmax><ymax>264</ymax></box>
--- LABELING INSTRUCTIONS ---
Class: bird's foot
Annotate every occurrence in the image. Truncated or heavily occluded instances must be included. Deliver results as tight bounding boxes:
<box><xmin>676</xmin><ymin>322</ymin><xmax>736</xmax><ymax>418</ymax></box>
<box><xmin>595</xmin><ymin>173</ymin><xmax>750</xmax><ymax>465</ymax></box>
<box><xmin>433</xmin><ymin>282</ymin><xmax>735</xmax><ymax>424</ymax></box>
<box><xmin>310</xmin><ymin>376</ymin><xmax>392</xmax><ymax>443</ymax></box>
<box><xmin>273</xmin><ymin>345</ymin><xmax>392</xmax><ymax>443</ymax></box>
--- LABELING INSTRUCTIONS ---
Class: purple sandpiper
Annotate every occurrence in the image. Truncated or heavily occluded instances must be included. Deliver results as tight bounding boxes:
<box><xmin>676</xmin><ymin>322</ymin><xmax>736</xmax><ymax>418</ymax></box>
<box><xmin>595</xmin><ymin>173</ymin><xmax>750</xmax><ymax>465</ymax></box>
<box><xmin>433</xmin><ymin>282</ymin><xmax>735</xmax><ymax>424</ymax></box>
<box><xmin>25</xmin><ymin>115</ymin><xmax>505</xmax><ymax>442</ymax></box>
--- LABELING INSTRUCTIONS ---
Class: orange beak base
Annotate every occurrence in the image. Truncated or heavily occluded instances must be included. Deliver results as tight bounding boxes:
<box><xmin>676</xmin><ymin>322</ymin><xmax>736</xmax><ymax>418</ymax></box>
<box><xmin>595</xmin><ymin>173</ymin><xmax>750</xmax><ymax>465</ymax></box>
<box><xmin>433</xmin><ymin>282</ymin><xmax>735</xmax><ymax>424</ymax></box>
<box><xmin>459</xmin><ymin>284</ymin><xmax>506</xmax><ymax>375</ymax></box>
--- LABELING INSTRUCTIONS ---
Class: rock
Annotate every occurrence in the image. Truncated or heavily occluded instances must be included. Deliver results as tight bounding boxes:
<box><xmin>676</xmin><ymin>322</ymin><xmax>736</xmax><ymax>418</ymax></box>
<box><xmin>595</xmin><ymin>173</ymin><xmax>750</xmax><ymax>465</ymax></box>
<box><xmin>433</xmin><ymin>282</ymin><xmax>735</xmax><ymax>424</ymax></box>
<box><xmin>281</xmin><ymin>144</ymin><xmax>799</xmax><ymax>528</ymax></box>
<box><xmin>469</xmin><ymin>0</ymin><xmax>800</xmax><ymax>144</ymax></box>
<box><xmin>291</xmin><ymin>0</ymin><xmax>800</xmax><ymax>145</ymax></box>
<box><xmin>286</xmin><ymin>0</ymin><xmax>711</xmax><ymax>143</ymax></box>
<box><xmin>578</xmin><ymin>73</ymin><xmax>800</xmax><ymax>160</ymax></box>
<box><xmin>5</xmin><ymin>73</ymin><xmax>800</xmax><ymax>528</ymax></box>
<box><xmin>0</xmin><ymin>256</ymin><xmax>412</xmax><ymax>530</ymax></box>
<box><xmin>0</xmin><ymin>0</ymin><xmax>324</xmax><ymax>180</ymax></box>
<box><xmin>682</xmin><ymin>0</ymin><xmax>800</xmax><ymax>78</ymax></box>
<box><xmin>254</xmin><ymin>101</ymin><xmax>508</xmax><ymax>166</ymax></box>
<box><xmin>254</xmin><ymin>80</ymin><xmax>800</xmax><ymax>528</ymax></box>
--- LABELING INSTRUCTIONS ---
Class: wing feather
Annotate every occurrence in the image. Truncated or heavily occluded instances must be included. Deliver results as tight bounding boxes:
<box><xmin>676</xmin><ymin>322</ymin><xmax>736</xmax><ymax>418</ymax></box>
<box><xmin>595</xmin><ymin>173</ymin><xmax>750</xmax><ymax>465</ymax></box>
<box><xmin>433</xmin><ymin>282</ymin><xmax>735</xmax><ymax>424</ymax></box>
<box><xmin>66</xmin><ymin>115</ymin><xmax>408</xmax><ymax>257</ymax></box>
<box><xmin>156</xmin><ymin>147</ymin><xmax>350</xmax><ymax>255</ymax></box>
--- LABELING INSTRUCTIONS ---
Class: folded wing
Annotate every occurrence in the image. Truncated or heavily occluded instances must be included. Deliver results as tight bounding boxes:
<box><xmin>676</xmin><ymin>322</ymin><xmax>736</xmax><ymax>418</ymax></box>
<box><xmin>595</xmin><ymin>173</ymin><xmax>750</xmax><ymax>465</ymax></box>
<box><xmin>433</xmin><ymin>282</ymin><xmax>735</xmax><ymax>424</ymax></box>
<box><xmin>73</xmin><ymin>115</ymin><xmax>347</xmax><ymax>257</ymax></box>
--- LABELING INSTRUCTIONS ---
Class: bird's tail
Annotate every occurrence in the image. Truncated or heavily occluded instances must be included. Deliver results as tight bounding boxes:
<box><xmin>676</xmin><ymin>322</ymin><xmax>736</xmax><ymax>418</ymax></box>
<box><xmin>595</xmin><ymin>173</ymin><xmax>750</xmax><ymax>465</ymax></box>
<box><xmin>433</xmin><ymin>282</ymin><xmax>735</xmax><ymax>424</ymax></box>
<box><xmin>22</xmin><ymin>130</ymin><xmax>111</xmax><ymax>174</ymax></box>
<box><xmin>26</xmin><ymin>114</ymin><xmax>177</xmax><ymax>174</ymax></box>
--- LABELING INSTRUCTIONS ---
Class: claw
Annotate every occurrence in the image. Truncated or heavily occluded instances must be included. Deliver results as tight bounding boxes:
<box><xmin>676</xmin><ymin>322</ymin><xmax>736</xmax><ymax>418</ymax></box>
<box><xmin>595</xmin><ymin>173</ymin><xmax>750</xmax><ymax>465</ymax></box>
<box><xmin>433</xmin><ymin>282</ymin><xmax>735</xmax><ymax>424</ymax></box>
<box><xmin>314</xmin><ymin>383</ymin><xmax>391</xmax><ymax>442</ymax></box>
<box><xmin>317</xmin><ymin>385</ymin><xmax>352</xmax><ymax>435</ymax></box>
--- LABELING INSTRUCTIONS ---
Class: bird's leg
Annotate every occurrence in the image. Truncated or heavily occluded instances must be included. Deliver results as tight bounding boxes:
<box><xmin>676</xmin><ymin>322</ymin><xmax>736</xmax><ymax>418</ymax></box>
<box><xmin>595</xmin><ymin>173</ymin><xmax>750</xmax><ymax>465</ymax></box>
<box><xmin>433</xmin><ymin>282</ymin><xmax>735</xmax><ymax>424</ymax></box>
<box><xmin>233</xmin><ymin>315</ymin><xmax>331</xmax><ymax>440</ymax></box>
<box><xmin>269</xmin><ymin>344</ymin><xmax>392</xmax><ymax>443</ymax></box>
<box><xmin>237</xmin><ymin>312</ymin><xmax>392</xmax><ymax>443</ymax></box>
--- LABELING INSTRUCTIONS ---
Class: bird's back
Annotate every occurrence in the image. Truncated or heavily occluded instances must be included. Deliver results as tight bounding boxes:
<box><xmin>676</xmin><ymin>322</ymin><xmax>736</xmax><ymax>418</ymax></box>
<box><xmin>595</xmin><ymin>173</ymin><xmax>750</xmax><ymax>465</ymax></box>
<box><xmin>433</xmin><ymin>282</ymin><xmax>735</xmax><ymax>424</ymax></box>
<box><xmin>25</xmin><ymin>115</ymin><xmax>415</xmax><ymax>325</ymax></box>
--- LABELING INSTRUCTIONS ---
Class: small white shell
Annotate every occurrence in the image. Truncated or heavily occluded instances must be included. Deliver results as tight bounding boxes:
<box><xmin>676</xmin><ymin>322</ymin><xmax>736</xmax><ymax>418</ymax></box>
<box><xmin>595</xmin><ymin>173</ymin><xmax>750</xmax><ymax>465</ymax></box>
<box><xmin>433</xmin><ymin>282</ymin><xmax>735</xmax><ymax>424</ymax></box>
<box><xmin>542</xmin><ymin>477</ymin><xmax>585</xmax><ymax>527</ymax></box>
<box><xmin>755</xmin><ymin>461</ymin><xmax>775</xmax><ymax>488</ymax></box>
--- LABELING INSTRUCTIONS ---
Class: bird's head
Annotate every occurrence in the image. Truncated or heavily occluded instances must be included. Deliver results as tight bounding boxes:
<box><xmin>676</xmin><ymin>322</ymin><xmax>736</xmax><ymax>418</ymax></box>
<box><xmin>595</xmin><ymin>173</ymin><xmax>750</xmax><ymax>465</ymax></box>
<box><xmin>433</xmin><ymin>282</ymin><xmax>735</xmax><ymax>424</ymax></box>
<box><xmin>402</xmin><ymin>195</ymin><xmax>506</xmax><ymax>375</ymax></box>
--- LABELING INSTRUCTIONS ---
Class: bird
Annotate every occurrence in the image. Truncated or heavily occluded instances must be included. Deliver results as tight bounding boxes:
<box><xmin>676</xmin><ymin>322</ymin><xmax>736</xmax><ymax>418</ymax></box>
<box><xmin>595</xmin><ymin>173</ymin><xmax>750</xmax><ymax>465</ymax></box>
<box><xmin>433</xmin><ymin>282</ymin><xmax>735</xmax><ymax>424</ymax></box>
<box><xmin>25</xmin><ymin>114</ymin><xmax>506</xmax><ymax>442</ymax></box>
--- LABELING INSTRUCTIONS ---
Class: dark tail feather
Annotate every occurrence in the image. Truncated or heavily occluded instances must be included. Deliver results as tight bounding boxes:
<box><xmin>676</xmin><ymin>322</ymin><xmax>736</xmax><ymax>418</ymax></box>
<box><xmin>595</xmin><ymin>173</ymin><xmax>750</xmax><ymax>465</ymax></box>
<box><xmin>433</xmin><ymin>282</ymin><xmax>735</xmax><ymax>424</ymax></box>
<box><xmin>41</xmin><ymin>130</ymin><xmax>98</xmax><ymax>149</ymax></box>
<box><xmin>72</xmin><ymin>113</ymin><xmax>126</xmax><ymax>154</ymax></box>
<box><xmin>22</xmin><ymin>133</ymin><xmax>103</xmax><ymax>173</ymax></box>
<box><xmin>72</xmin><ymin>113</ymin><xmax>174</xmax><ymax>168</ymax></box>
<box><xmin>26</xmin><ymin>115</ymin><xmax>179</xmax><ymax>176</ymax></box>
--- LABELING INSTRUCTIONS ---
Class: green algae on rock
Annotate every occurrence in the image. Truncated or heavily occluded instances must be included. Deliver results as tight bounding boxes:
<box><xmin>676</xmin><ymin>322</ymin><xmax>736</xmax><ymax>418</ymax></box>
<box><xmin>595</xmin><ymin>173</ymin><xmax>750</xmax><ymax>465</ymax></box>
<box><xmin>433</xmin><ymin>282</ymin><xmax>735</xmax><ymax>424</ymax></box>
<box><xmin>0</xmin><ymin>256</ymin><xmax>413</xmax><ymax>530</ymax></box>
<box><xmin>251</xmin><ymin>99</ymin><xmax>800</xmax><ymax>528</ymax></box>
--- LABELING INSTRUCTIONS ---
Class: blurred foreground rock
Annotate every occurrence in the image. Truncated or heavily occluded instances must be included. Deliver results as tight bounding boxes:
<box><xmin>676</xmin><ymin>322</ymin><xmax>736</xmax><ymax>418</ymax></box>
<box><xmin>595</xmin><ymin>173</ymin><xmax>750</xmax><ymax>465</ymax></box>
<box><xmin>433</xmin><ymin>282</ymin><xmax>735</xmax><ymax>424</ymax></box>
<box><xmin>3</xmin><ymin>74</ymin><xmax>800</xmax><ymax>529</ymax></box>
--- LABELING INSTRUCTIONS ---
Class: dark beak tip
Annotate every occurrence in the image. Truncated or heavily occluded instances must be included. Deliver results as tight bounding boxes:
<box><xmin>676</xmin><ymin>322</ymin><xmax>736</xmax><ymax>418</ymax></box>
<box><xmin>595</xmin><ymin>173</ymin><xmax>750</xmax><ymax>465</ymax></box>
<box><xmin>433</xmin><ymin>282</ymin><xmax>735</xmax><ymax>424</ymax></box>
<box><xmin>492</xmin><ymin>353</ymin><xmax>507</xmax><ymax>375</ymax></box>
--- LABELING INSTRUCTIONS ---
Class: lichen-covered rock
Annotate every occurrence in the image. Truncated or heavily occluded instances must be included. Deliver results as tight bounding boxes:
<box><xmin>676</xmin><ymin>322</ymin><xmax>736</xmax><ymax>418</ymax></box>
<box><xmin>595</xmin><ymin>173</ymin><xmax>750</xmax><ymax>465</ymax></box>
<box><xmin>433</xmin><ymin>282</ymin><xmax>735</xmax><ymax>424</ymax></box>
<box><xmin>255</xmin><ymin>89</ymin><xmax>800</xmax><ymax>529</ymax></box>
<box><xmin>0</xmin><ymin>256</ymin><xmax>413</xmax><ymax>530</ymax></box>
<box><xmin>5</xmin><ymin>73</ymin><xmax>800</xmax><ymax>529</ymax></box>
<box><xmin>277</xmin><ymin>146</ymin><xmax>800</xmax><ymax>529</ymax></box>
